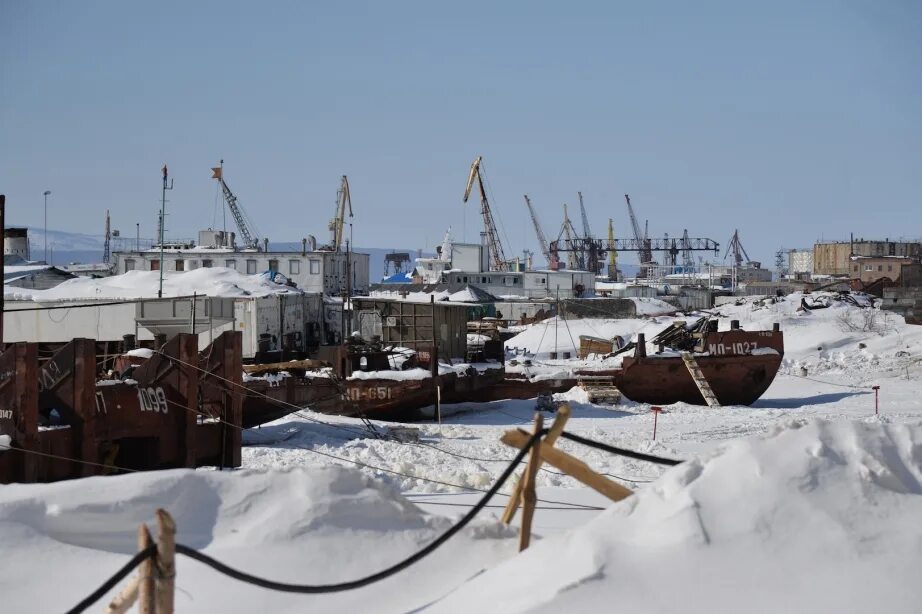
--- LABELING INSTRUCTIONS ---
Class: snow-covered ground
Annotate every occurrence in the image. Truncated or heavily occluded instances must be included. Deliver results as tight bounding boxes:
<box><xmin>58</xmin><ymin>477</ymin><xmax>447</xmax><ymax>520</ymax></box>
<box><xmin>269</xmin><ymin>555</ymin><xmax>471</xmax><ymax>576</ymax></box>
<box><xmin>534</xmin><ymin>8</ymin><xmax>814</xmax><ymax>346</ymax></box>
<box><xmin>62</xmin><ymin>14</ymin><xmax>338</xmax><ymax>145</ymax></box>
<box><xmin>2</xmin><ymin>292</ymin><xmax>921</xmax><ymax>612</ymax></box>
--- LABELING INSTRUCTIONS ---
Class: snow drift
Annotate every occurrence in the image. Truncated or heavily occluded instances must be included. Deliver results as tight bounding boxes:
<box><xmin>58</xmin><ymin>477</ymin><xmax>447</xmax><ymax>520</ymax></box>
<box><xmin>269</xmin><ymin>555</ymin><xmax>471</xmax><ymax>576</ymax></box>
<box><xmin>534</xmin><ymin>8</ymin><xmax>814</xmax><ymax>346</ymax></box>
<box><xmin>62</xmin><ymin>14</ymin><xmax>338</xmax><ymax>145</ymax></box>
<box><xmin>430</xmin><ymin>419</ymin><xmax>922</xmax><ymax>613</ymax></box>
<box><xmin>0</xmin><ymin>466</ymin><xmax>517</xmax><ymax>612</ymax></box>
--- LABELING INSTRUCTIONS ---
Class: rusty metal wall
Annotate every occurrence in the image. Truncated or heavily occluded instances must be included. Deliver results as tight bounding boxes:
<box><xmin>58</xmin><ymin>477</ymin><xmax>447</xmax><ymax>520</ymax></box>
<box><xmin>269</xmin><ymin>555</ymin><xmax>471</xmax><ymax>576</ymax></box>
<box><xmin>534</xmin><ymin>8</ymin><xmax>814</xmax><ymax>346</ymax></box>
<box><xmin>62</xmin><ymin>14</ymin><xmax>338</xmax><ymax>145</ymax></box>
<box><xmin>352</xmin><ymin>298</ymin><xmax>468</xmax><ymax>361</ymax></box>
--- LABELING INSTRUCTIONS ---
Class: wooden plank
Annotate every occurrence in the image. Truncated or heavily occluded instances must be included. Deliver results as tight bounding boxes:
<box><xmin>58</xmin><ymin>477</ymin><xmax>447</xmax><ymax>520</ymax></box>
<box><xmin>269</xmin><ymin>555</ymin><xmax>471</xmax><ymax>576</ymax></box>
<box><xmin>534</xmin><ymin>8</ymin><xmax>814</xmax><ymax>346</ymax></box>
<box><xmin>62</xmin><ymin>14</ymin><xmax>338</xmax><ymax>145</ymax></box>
<box><xmin>680</xmin><ymin>352</ymin><xmax>720</xmax><ymax>407</ymax></box>
<box><xmin>518</xmin><ymin>414</ymin><xmax>544</xmax><ymax>551</ymax></box>
<box><xmin>155</xmin><ymin>509</ymin><xmax>177</xmax><ymax>614</ymax></box>
<box><xmin>137</xmin><ymin>524</ymin><xmax>155</xmax><ymax>614</ymax></box>
<box><xmin>501</xmin><ymin>404</ymin><xmax>571</xmax><ymax>524</ymax></box>
<box><xmin>501</xmin><ymin>428</ymin><xmax>633</xmax><ymax>502</ymax></box>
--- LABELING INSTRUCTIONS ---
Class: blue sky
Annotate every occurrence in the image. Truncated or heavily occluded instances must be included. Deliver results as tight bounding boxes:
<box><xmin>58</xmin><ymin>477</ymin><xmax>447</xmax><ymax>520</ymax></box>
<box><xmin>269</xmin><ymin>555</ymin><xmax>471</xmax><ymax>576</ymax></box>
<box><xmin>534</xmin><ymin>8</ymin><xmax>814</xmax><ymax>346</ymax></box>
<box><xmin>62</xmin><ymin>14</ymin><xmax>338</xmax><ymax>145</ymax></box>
<box><xmin>2</xmin><ymin>1</ymin><xmax>920</xmax><ymax>267</ymax></box>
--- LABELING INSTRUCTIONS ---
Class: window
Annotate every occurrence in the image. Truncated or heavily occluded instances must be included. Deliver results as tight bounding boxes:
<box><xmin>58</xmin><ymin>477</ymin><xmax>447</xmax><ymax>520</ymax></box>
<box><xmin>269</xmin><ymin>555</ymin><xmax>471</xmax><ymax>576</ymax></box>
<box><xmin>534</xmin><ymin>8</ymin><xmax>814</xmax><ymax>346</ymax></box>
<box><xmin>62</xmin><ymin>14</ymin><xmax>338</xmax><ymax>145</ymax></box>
<box><xmin>481</xmin><ymin>276</ymin><xmax>487</xmax><ymax>283</ymax></box>
<box><xmin>268</xmin><ymin>259</ymin><xmax>279</xmax><ymax>272</ymax></box>
<box><xmin>124</xmin><ymin>259</ymin><xmax>135</xmax><ymax>272</ymax></box>
<box><xmin>310</xmin><ymin>259</ymin><xmax>320</xmax><ymax>274</ymax></box>
<box><xmin>150</xmin><ymin>259</ymin><xmax>160</xmax><ymax>271</ymax></box>
<box><xmin>175</xmin><ymin>259</ymin><xmax>184</xmax><ymax>271</ymax></box>
<box><xmin>864</xmin><ymin>264</ymin><xmax>873</xmax><ymax>272</ymax></box>
<box><xmin>202</xmin><ymin>259</ymin><xmax>213</xmax><ymax>268</ymax></box>
<box><xmin>225</xmin><ymin>259</ymin><xmax>237</xmax><ymax>270</ymax></box>
<box><xmin>289</xmin><ymin>260</ymin><xmax>300</xmax><ymax>275</ymax></box>
<box><xmin>463</xmin><ymin>276</ymin><xmax>468</xmax><ymax>283</ymax></box>
<box><xmin>247</xmin><ymin>259</ymin><xmax>257</xmax><ymax>274</ymax></box>
<box><xmin>877</xmin><ymin>265</ymin><xmax>882</xmax><ymax>272</ymax></box>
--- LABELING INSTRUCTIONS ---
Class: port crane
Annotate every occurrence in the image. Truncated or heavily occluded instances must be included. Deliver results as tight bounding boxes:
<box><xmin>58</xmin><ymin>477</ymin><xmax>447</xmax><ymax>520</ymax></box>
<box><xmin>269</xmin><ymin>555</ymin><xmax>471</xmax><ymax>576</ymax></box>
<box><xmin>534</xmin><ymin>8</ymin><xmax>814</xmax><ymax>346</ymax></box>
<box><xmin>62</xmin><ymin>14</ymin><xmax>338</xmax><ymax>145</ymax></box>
<box><xmin>463</xmin><ymin>156</ymin><xmax>508</xmax><ymax>271</ymax></box>
<box><xmin>549</xmin><ymin>235</ymin><xmax>719</xmax><ymax>272</ymax></box>
<box><xmin>211</xmin><ymin>161</ymin><xmax>262</xmax><ymax>250</ymax></box>
<box><xmin>724</xmin><ymin>229</ymin><xmax>752</xmax><ymax>267</ymax></box>
<box><xmin>576</xmin><ymin>191</ymin><xmax>603</xmax><ymax>274</ymax></box>
<box><xmin>524</xmin><ymin>195</ymin><xmax>558</xmax><ymax>270</ymax></box>
<box><xmin>558</xmin><ymin>203</ymin><xmax>584</xmax><ymax>270</ymax></box>
<box><xmin>328</xmin><ymin>175</ymin><xmax>353</xmax><ymax>252</ymax></box>
<box><xmin>624</xmin><ymin>194</ymin><xmax>654</xmax><ymax>277</ymax></box>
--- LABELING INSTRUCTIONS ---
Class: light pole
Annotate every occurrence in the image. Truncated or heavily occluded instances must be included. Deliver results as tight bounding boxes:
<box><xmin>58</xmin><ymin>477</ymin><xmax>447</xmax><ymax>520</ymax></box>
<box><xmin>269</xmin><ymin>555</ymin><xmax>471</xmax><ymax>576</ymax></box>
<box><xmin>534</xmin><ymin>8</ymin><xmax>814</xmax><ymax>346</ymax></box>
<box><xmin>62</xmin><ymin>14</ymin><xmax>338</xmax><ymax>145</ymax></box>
<box><xmin>43</xmin><ymin>190</ymin><xmax>51</xmax><ymax>263</ymax></box>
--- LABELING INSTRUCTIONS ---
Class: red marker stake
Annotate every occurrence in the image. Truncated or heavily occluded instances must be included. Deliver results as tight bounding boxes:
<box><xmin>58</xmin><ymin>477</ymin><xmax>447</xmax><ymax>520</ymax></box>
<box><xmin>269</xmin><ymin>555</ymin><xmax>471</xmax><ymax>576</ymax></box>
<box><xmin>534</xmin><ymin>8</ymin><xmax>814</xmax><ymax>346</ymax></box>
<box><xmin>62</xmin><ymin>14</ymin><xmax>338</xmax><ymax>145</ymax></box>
<box><xmin>651</xmin><ymin>406</ymin><xmax>663</xmax><ymax>440</ymax></box>
<box><xmin>872</xmin><ymin>385</ymin><xmax>880</xmax><ymax>415</ymax></box>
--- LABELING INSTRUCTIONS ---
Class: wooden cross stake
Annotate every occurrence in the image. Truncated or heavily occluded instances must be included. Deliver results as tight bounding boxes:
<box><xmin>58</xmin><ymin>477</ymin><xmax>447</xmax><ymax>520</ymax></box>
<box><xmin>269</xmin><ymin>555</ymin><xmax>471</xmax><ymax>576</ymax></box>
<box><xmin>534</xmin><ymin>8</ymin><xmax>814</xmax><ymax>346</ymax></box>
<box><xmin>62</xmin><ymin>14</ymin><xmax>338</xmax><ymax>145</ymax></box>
<box><xmin>502</xmin><ymin>404</ymin><xmax>571</xmax><ymax>525</ymax></box>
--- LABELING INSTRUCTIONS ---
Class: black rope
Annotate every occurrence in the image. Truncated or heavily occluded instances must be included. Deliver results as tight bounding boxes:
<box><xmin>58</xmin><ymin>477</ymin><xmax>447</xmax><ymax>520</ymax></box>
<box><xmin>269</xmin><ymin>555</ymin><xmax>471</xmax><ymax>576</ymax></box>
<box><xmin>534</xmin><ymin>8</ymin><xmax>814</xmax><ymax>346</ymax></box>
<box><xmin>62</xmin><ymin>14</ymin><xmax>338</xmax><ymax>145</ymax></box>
<box><xmin>558</xmin><ymin>431</ymin><xmax>683</xmax><ymax>466</ymax></box>
<box><xmin>66</xmin><ymin>545</ymin><xmax>158</xmax><ymax>614</ymax></box>
<box><xmin>172</xmin><ymin>430</ymin><xmax>542</xmax><ymax>593</ymax></box>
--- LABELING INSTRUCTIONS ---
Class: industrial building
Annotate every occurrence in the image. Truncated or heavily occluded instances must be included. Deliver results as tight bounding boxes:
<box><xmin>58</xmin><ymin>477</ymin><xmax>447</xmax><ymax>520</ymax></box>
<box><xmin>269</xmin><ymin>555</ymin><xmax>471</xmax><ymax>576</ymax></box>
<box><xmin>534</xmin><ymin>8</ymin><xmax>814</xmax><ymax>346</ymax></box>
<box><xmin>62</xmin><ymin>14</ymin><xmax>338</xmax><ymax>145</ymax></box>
<box><xmin>413</xmin><ymin>233</ymin><xmax>594</xmax><ymax>299</ymax></box>
<box><xmin>813</xmin><ymin>239</ymin><xmax>922</xmax><ymax>276</ymax></box>
<box><xmin>112</xmin><ymin>229</ymin><xmax>369</xmax><ymax>296</ymax></box>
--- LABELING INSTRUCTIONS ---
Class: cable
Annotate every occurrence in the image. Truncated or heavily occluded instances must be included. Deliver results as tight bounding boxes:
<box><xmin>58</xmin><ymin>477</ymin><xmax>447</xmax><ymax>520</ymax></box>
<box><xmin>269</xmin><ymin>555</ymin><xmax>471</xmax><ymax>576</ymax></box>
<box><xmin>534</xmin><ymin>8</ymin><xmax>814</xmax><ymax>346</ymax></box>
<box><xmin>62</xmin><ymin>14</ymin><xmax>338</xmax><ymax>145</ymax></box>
<box><xmin>558</xmin><ymin>431</ymin><xmax>683</xmax><ymax>466</ymax></box>
<box><xmin>778</xmin><ymin>371</ymin><xmax>869</xmax><ymax>390</ymax></box>
<box><xmin>65</xmin><ymin>545</ymin><xmax>157</xmax><ymax>614</ymax></box>
<box><xmin>172</xmin><ymin>431</ymin><xmax>542</xmax><ymax>594</ymax></box>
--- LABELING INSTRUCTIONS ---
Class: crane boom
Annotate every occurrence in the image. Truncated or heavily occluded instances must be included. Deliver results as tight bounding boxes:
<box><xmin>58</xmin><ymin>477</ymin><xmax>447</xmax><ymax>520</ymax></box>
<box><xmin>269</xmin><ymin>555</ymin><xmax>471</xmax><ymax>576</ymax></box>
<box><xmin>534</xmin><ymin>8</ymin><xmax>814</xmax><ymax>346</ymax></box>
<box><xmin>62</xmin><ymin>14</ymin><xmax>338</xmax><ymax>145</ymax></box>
<box><xmin>578</xmin><ymin>191</ymin><xmax>592</xmax><ymax>238</ymax></box>
<box><xmin>463</xmin><ymin>156</ymin><xmax>507</xmax><ymax>271</ymax></box>
<box><xmin>624</xmin><ymin>194</ymin><xmax>644</xmax><ymax>245</ymax></box>
<box><xmin>524</xmin><ymin>195</ymin><xmax>556</xmax><ymax>269</ymax></box>
<box><xmin>212</xmin><ymin>162</ymin><xmax>261</xmax><ymax>250</ymax></box>
<box><xmin>328</xmin><ymin>175</ymin><xmax>353</xmax><ymax>252</ymax></box>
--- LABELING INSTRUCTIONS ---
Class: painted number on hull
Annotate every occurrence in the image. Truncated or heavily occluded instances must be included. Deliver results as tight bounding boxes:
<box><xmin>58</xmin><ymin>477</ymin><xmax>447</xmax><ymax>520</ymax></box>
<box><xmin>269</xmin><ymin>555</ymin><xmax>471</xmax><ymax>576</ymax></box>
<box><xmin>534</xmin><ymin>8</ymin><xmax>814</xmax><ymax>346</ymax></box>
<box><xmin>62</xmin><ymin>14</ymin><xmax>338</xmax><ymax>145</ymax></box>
<box><xmin>346</xmin><ymin>387</ymin><xmax>392</xmax><ymax>402</ymax></box>
<box><xmin>708</xmin><ymin>342</ymin><xmax>758</xmax><ymax>355</ymax></box>
<box><xmin>138</xmin><ymin>387</ymin><xmax>169</xmax><ymax>414</ymax></box>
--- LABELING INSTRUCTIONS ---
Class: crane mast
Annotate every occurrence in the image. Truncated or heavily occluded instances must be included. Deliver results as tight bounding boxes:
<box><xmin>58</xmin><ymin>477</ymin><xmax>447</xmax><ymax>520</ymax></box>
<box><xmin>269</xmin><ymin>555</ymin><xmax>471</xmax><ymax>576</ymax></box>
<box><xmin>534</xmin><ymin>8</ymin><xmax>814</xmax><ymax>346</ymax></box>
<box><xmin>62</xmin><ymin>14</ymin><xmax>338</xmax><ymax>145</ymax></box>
<box><xmin>328</xmin><ymin>175</ymin><xmax>353</xmax><ymax>252</ymax></box>
<box><xmin>211</xmin><ymin>161</ymin><xmax>261</xmax><ymax>250</ymax></box>
<box><xmin>624</xmin><ymin>194</ymin><xmax>653</xmax><ymax>277</ymax></box>
<box><xmin>559</xmin><ymin>204</ymin><xmax>584</xmax><ymax>270</ymax></box>
<box><xmin>463</xmin><ymin>156</ymin><xmax>507</xmax><ymax>271</ymax></box>
<box><xmin>724</xmin><ymin>229</ymin><xmax>751</xmax><ymax>267</ymax></box>
<box><xmin>524</xmin><ymin>195</ymin><xmax>557</xmax><ymax>269</ymax></box>
<box><xmin>607</xmin><ymin>218</ymin><xmax>618</xmax><ymax>280</ymax></box>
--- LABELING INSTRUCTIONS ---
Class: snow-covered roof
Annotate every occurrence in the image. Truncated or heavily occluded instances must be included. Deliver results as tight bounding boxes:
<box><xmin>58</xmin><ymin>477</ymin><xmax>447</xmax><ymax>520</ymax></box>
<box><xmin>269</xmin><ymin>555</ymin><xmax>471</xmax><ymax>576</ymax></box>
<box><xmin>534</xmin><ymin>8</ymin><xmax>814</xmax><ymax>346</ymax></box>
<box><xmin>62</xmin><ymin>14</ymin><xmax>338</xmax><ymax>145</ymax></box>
<box><xmin>4</xmin><ymin>267</ymin><xmax>303</xmax><ymax>301</ymax></box>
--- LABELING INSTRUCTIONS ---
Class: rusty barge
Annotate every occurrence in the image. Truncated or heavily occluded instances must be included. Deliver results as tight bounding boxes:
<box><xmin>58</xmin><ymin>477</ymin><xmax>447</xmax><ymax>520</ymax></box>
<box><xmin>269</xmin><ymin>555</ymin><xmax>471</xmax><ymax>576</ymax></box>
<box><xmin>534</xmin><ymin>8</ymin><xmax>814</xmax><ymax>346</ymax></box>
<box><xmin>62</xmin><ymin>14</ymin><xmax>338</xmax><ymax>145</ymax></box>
<box><xmin>1</xmin><ymin>331</ymin><xmax>243</xmax><ymax>484</ymax></box>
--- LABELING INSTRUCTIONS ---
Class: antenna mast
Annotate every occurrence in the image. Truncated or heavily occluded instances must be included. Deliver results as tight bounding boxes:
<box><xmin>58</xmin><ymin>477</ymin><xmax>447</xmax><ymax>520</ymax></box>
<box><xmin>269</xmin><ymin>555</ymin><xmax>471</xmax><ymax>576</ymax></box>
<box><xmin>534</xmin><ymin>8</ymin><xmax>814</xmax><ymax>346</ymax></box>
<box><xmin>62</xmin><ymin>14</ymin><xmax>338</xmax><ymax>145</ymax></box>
<box><xmin>158</xmin><ymin>164</ymin><xmax>174</xmax><ymax>298</ymax></box>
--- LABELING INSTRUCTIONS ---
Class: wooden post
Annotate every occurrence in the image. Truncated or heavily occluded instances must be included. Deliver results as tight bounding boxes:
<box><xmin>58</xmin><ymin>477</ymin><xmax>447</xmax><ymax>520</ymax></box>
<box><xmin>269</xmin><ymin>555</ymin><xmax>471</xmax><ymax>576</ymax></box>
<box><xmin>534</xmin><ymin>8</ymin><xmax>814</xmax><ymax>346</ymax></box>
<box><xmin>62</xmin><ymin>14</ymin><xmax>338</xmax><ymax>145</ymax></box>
<box><xmin>518</xmin><ymin>413</ymin><xmax>544</xmax><ymax>551</ymax></box>
<box><xmin>137</xmin><ymin>524</ymin><xmax>155</xmax><ymax>614</ymax></box>
<box><xmin>502</xmin><ymin>404</ymin><xmax>571</xmax><ymax>524</ymax></box>
<box><xmin>501</xmin><ymin>429</ymin><xmax>634</xmax><ymax>502</ymax></box>
<box><xmin>155</xmin><ymin>509</ymin><xmax>177</xmax><ymax>614</ymax></box>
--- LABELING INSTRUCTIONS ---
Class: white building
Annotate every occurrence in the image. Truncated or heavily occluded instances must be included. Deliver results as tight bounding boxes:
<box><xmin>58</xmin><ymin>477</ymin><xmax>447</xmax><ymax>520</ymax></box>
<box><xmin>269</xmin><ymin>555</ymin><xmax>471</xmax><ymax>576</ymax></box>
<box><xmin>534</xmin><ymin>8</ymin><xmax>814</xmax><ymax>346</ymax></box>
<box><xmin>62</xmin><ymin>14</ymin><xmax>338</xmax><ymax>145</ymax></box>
<box><xmin>112</xmin><ymin>230</ymin><xmax>369</xmax><ymax>296</ymax></box>
<box><xmin>412</xmin><ymin>231</ymin><xmax>595</xmax><ymax>299</ymax></box>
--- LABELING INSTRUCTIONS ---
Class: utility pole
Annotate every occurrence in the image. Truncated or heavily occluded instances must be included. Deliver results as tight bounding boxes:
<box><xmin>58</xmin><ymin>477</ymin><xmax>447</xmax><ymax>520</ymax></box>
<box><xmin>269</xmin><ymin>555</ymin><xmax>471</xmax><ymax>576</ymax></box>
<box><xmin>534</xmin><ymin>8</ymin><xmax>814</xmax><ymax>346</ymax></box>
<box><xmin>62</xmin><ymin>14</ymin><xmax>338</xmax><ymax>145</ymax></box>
<box><xmin>159</xmin><ymin>164</ymin><xmax>174</xmax><ymax>298</ymax></box>
<box><xmin>43</xmin><ymin>190</ymin><xmax>51</xmax><ymax>263</ymax></box>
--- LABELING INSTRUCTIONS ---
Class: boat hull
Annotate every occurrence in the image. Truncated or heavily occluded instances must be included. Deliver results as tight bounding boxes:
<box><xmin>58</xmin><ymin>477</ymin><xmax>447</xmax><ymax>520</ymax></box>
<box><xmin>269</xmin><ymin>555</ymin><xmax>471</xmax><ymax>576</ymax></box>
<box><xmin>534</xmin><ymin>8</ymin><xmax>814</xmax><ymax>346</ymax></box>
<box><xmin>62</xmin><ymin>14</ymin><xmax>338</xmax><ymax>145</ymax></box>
<box><xmin>615</xmin><ymin>353</ymin><xmax>782</xmax><ymax>406</ymax></box>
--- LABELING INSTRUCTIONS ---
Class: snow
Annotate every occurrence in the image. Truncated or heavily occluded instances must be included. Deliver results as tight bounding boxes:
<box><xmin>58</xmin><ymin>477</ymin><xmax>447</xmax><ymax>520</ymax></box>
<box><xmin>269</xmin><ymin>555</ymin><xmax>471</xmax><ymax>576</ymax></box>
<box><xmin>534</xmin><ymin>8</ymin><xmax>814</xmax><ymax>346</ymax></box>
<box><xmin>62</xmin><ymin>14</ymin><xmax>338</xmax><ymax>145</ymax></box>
<box><xmin>0</xmin><ymin>434</ymin><xmax>10</xmax><ymax>450</ymax></box>
<box><xmin>347</xmin><ymin>367</ymin><xmax>432</xmax><ymax>381</ymax></box>
<box><xmin>3</xmin><ymin>290</ymin><xmax>922</xmax><ymax>612</ymax></box>
<box><xmin>125</xmin><ymin>347</ymin><xmax>154</xmax><ymax>358</ymax></box>
<box><xmin>4</xmin><ymin>268</ymin><xmax>301</xmax><ymax>301</ymax></box>
<box><xmin>627</xmin><ymin>296</ymin><xmax>678</xmax><ymax>315</ymax></box>
<box><xmin>431</xmin><ymin>420</ymin><xmax>922</xmax><ymax>613</ymax></box>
